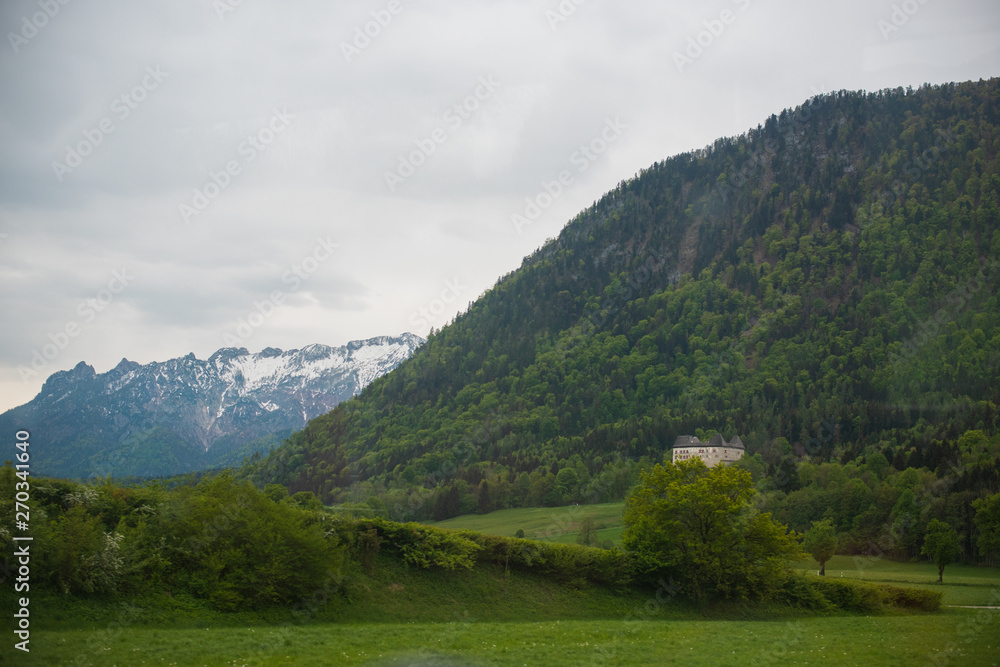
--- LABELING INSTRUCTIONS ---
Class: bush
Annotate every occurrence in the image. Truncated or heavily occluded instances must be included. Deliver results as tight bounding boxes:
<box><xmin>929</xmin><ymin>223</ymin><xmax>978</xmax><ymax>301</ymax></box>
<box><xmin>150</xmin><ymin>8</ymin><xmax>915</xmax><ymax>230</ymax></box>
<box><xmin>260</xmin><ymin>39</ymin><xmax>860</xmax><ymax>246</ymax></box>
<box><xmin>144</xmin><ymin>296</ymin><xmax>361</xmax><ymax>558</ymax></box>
<box><xmin>779</xmin><ymin>575</ymin><xmax>942</xmax><ymax>613</ymax></box>
<box><xmin>329</xmin><ymin>517</ymin><xmax>479</xmax><ymax>570</ymax></box>
<box><xmin>326</xmin><ymin>516</ymin><xmax>635</xmax><ymax>588</ymax></box>
<box><xmin>36</xmin><ymin>505</ymin><xmax>110</xmax><ymax>595</ymax></box>
<box><xmin>459</xmin><ymin>532</ymin><xmax>635</xmax><ymax>589</ymax></box>
<box><xmin>162</xmin><ymin>474</ymin><xmax>344</xmax><ymax>610</ymax></box>
<box><xmin>870</xmin><ymin>582</ymin><xmax>942</xmax><ymax>611</ymax></box>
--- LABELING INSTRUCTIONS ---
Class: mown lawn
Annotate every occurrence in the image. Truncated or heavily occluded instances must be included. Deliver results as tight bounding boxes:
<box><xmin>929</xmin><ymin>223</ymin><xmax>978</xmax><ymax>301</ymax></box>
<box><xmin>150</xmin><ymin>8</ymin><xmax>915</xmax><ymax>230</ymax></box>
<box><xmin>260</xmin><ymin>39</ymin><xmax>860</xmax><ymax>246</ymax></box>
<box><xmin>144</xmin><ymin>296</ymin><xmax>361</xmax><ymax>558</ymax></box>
<box><xmin>24</xmin><ymin>610</ymin><xmax>998</xmax><ymax>666</ymax></box>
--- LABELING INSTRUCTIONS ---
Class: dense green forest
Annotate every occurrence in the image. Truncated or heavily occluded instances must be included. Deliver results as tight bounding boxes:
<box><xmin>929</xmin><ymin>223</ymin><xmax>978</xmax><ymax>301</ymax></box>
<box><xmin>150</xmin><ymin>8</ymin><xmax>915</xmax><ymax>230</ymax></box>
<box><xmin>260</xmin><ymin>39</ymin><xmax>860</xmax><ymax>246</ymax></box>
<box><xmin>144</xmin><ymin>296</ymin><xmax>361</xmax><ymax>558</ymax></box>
<box><xmin>239</xmin><ymin>80</ymin><xmax>1000</xmax><ymax>554</ymax></box>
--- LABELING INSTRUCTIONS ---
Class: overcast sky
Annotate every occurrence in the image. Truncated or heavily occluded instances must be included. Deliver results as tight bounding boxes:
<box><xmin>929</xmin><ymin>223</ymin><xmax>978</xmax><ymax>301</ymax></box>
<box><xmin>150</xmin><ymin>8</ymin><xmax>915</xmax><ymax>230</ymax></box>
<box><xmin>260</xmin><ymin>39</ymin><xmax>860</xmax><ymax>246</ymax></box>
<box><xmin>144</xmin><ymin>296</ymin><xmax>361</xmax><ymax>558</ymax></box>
<box><xmin>1</xmin><ymin>0</ymin><xmax>998</xmax><ymax>412</ymax></box>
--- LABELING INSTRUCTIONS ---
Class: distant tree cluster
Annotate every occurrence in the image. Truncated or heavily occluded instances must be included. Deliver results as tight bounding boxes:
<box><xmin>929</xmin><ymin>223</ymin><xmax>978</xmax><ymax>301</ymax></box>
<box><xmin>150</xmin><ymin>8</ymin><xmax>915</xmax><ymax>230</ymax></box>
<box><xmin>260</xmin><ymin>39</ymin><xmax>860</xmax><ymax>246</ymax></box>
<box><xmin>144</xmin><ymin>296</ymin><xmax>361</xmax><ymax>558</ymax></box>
<box><xmin>760</xmin><ymin>430</ymin><xmax>1000</xmax><ymax>568</ymax></box>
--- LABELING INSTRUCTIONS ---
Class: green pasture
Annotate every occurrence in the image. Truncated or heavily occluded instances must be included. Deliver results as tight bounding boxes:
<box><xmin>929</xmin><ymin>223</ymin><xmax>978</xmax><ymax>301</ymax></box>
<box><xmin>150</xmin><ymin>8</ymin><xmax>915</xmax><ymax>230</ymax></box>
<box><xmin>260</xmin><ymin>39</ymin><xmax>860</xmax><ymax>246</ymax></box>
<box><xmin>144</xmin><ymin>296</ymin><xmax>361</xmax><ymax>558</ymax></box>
<box><xmin>795</xmin><ymin>554</ymin><xmax>1000</xmax><ymax>606</ymax></box>
<box><xmin>18</xmin><ymin>507</ymin><xmax>1000</xmax><ymax>666</ymax></box>
<box><xmin>423</xmin><ymin>502</ymin><xmax>626</xmax><ymax>545</ymax></box>
<box><xmin>25</xmin><ymin>610</ymin><xmax>999</xmax><ymax>666</ymax></box>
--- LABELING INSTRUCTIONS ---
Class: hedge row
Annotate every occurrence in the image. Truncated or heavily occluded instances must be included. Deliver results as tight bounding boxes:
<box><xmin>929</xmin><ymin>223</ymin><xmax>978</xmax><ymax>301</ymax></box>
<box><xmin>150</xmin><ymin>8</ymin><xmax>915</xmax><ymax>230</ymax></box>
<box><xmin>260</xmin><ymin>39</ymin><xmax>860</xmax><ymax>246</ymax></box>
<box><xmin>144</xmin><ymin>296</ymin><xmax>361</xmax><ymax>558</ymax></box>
<box><xmin>326</xmin><ymin>517</ymin><xmax>635</xmax><ymax>588</ymax></box>
<box><xmin>780</xmin><ymin>576</ymin><xmax>942</xmax><ymax>613</ymax></box>
<box><xmin>326</xmin><ymin>516</ymin><xmax>943</xmax><ymax>614</ymax></box>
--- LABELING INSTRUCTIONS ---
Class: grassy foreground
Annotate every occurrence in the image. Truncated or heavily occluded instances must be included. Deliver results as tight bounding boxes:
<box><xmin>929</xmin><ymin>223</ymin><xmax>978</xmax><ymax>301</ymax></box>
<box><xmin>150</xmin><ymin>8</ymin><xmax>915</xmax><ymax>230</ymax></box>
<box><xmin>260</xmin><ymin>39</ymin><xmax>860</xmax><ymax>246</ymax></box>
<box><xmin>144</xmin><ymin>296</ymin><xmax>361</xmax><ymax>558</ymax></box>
<box><xmin>18</xmin><ymin>550</ymin><xmax>995</xmax><ymax>667</ymax></box>
<box><xmin>22</xmin><ymin>610</ymin><xmax>999</xmax><ymax>666</ymax></box>
<box><xmin>14</xmin><ymin>513</ymin><xmax>999</xmax><ymax>666</ymax></box>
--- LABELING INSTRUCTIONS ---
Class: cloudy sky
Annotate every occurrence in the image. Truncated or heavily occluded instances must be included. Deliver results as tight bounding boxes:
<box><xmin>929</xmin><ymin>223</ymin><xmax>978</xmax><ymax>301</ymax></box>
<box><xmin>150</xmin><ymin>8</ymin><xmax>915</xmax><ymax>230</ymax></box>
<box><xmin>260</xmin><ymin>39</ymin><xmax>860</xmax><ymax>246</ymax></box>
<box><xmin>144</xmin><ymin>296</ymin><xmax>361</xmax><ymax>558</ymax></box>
<box><xmin>1</xmin><ymin>0</ymin><xmax>998</xmax><ymax>412</ymax></box>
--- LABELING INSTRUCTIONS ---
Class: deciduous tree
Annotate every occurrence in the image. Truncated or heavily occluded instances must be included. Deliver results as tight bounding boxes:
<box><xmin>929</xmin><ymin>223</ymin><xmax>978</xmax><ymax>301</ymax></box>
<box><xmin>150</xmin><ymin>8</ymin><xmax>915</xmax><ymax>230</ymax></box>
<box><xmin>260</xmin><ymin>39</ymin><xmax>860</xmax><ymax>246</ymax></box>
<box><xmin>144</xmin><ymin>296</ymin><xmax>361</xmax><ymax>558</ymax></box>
<box><xmin>622</xmin><ymin>459</ymin><xmax>803</xmax><ymax>600</ymax></box>
<box><xmin>922</xmin><ymin>519</ymin><xmax>961</xmax><ymax>583</ymax></box>
<box><xmin>973</xmin><ymin>493</ymin><xmax>1000</xmax><ymax>564</ymax></box>
<box><xmin>803</xmin><ymin>519</ymin><xmax>838</xmax><ymax>575</ymax></box>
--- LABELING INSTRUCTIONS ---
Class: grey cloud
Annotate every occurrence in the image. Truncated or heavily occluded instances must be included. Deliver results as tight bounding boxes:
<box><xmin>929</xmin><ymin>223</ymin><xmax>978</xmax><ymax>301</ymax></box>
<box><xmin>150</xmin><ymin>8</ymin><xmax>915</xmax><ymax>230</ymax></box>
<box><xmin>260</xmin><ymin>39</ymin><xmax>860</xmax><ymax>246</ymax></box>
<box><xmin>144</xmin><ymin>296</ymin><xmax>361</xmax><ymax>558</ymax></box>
<box><xmin>1</xmin><ymin>0</ymin><xmax>998</xmax><ymax>411</ymax></box>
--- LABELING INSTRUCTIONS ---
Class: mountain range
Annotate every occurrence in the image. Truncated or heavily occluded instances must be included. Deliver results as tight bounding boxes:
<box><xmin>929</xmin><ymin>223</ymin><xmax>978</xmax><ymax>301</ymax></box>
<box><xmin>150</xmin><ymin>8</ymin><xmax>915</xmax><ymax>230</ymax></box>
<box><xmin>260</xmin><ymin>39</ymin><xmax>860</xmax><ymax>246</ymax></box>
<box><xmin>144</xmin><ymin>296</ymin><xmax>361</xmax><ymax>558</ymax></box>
<box><xmin>0</xmin><ymin>334</ymin><xmax>424</xmax><ymax>478</ymax></box>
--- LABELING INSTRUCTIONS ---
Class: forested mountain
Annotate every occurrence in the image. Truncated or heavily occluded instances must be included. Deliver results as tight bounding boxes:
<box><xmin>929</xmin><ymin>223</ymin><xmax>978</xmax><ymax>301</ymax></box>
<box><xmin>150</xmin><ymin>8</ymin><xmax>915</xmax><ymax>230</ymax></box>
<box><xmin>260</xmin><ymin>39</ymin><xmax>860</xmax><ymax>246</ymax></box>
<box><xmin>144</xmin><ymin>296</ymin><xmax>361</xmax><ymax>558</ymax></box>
<box><xmin>243</xmin><ymin>79</ymin><xmax>1000</xmax><ymax>528</ymax></box>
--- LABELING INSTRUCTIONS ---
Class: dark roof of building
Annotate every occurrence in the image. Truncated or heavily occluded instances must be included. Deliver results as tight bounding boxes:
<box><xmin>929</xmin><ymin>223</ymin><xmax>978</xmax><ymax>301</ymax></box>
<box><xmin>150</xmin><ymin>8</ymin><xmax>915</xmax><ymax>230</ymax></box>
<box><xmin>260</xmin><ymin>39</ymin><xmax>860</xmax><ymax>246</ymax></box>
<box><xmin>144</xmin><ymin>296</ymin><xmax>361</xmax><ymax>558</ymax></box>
<box><xmin>672</xmin><ymin>435</ymin><xmax>700</xmax><ymax>448</ymax></box>
<box><xmin>728</xmin><ymin>435</ymin><xmax>745</xmax><ymax>450</ymax></box>
<box><xmin>709</xmin><ymin>433</ymin><xmax>726</xmax><ymax>446</ymax></box>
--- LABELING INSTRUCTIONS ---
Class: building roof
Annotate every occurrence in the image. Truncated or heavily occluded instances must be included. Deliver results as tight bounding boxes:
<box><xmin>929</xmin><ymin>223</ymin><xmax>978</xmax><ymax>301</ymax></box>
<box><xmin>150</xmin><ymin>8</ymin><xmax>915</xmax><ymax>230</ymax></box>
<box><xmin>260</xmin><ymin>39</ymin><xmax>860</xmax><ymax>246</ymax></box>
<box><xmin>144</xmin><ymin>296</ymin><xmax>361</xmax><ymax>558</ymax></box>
<box><xmin>672</xmin><ymin>433</ymin><xmax>745</xmax><ymax>450</ymax></box>
<box><xmin>672</xmin><ymin>435</ymin><xmax>701</xmax><ymax>448</ymax></box>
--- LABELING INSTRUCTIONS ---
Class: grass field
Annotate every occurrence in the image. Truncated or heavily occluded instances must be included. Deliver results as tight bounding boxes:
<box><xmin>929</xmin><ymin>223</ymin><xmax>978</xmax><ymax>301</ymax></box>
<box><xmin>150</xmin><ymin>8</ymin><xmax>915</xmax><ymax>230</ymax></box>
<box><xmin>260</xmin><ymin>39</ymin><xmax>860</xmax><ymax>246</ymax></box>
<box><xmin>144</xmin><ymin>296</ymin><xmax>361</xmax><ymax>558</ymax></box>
<box><xmin>22</xmin><ymin>547</ymin><xmax>1000</xmax><ymax>666</ymax></box>
<box><xmin>19</xmin><ymin>513</ymin><xmax>1000</xmax><ymax>666</ymax></box>
<box><xmin>423</xmin><ymin>502</ymin><xmax>626</xmax><ymax>545</ymax></box>
<box><xmin>24</xmin><ymin>611</ymin><xmax>999</xmax><ymax>666</ymax></box>
<box><xmin>795</xmin><ymin>554</ymin><xmax>1000</xmax><ymax>607</ymax></box>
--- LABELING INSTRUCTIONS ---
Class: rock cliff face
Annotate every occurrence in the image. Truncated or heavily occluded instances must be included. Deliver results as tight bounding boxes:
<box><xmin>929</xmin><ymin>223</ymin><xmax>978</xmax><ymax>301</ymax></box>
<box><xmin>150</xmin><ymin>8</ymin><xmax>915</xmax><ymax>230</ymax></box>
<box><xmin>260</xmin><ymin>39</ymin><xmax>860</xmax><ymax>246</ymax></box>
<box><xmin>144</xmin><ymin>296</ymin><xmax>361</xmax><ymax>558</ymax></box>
<box><xmin>0</xmin><ymin>334</ymin><xmax>424</xmax><ymax>478</ymax></box>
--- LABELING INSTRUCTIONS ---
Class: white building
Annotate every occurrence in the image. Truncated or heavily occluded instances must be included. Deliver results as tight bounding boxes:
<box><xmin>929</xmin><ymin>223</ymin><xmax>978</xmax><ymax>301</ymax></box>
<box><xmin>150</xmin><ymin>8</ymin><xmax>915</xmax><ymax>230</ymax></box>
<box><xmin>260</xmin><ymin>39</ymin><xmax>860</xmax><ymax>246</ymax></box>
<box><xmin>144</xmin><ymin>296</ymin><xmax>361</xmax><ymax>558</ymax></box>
<box><xmin>671</xmin><ymin>433</ymin><xmax>744</xmax><ymax>467</ymax></box>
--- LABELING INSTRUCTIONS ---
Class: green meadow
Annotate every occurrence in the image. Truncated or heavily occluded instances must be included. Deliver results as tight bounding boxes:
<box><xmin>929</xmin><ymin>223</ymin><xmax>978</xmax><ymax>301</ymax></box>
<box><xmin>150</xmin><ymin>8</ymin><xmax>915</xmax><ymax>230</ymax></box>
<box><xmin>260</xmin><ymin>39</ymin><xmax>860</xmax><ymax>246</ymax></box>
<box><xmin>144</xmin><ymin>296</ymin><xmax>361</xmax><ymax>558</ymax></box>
<box><xmin>795</xmin><ymin>554</ymin><xmax>1000</xmax><ymax>607</ymax></box>
<box><xmin>22</xmin><ymin>545</ymin><xmax>1000</xmax><ymax>667</ymax></box>
<box><xmin>24</xmin><ymin>611</ymin><xmax>999</xmax><ymax>666</ymax></box>
<box><xmin>424</xmin><ymin>502</ymin><xmax>626</xmax><ymax>545</ymax></box>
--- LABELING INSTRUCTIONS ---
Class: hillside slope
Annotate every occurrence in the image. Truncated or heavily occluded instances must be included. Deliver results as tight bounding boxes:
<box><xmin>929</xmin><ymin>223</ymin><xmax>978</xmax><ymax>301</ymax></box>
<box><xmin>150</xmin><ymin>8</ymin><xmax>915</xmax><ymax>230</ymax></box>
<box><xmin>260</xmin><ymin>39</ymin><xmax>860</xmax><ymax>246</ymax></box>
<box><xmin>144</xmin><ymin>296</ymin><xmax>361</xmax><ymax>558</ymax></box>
<box><xmin>244</xmin><ymin>80</ymin><xmax>1000</xmax><ymax>517</ymax></box>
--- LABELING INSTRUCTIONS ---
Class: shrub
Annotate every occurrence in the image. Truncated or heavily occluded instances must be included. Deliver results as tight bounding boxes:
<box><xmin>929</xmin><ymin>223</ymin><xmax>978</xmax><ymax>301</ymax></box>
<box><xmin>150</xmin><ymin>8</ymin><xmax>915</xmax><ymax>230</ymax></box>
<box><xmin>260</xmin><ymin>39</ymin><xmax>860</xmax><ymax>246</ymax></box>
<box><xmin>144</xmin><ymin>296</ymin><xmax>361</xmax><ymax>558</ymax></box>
<box><xmin>162</xmin><ymin>474</ymin><xmax>344</xmax><ymax>610</ymax></box>
<box><xmin>330</xmin><ymin>517</ymin><xmax>479</xmax><ymax>570</ymax></box>
<box><xmin>779</xmin><ymin>575</ymin><xmax>942</xmax><ymax>613</ymax></box>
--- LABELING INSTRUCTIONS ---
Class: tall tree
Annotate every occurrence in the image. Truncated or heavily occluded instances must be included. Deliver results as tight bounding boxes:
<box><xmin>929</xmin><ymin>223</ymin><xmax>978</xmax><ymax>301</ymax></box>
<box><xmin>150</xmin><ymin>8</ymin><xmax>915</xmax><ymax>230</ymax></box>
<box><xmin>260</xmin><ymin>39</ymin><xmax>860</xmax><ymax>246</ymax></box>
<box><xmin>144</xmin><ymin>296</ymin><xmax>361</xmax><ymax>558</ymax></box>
<box><xmin>922</xmin><ymin>519</ymin><xmax>961</xmax><ymax>583</ymax></box>
<box><xmin>803</xmin><ymin>519</ymin><xmax>838</xmax><ymax>576</ymax></box>
<box><xmin>973</xmin><ymin>493</ymin><xmax>1000</xmax><ymax>564</ymax></box>
<box><xmin>476</xmin><ymin>480</ymin><xmax>493</xmax><ymax>514</ymax></box>
<box><xmin>576</xmin><ymin>515</ymin><xmax>598</xmax><ymax>546</ymax></box>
